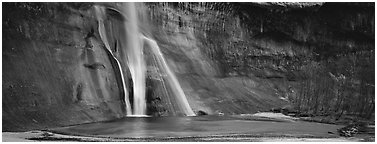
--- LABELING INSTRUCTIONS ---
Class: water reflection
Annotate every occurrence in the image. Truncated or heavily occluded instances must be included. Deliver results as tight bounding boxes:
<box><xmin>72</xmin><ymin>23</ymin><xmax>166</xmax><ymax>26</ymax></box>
<box><xmin>112</xmin><ymin>116</ymin><xmax>196</xmax><ymax>137</ymax></box>
<box><xmin>130</xmin><ymin>118</ymin><xmax>148</xmax><ymax>137</ymax></box>
<box><xmin>55</xmin><ymin>116</ymin><xmax>341</xmax><ymax>138</ymax></box>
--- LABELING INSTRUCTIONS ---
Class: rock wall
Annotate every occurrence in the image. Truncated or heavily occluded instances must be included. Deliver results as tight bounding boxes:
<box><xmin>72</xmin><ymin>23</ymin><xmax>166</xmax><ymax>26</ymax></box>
<box><xmin>2</xmin><ymin>2</ymin><xmax>374</xmax><ymax>131</ymax></box>
<box><xmin>144</xmin><ymin>2</ymin><xmax>294</xmax><ymax>115</ymax></box>
<box><xmin>143</xmin><ymin>2</ymin><xmax>373</xmax><ymax>115</ymax></box>
<box><xmin>3</xmin><ymin>3</ymin><xmax>126</xmax><ymax>131</ymax></box>
<box><xmin>146</xmin><ymin>2</ymin><xmax>373</xmax><ymax>79</ymax></box>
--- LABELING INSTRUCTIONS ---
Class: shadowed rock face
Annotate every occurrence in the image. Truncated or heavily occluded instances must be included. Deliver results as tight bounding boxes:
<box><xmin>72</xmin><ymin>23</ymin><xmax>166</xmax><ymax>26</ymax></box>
<box><xmin>3</xmin><ymin>3</ymin><xmax>126</xmax><ymax>131</ymax></box>
<box><xmin>2</xmin><ymin>2</ymin><xmax>374</xmax><ymax>131</ymax></box>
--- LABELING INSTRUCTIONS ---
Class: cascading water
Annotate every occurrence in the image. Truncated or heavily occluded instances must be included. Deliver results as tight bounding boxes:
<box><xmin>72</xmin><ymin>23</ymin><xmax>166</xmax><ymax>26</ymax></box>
<box><xmin>94</xmin><ymin>3</ymin><xmax>195</xmax><ymax>117</ymax></box>
<box><xmin>122</xmin><ymin>3</ymin><xmax>147</xmax><ymax>116</ymax></box>
<box><xmin>142</xmin><ymin>36</ymin><xmax>196</xmax><ymax>116</ymax></box>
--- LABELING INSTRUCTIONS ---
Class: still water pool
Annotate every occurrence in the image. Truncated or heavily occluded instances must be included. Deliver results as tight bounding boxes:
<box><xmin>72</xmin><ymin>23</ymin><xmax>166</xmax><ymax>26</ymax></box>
<box><xmin>52</xmin><ymin>115</ymin><xmax>342</xmax><ymax>139</ymax></box>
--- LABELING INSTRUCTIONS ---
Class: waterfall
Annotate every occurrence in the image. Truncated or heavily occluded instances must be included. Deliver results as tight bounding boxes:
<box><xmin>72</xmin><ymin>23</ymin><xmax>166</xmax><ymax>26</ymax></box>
<box><xmin>94</xmin><ymin>3</ymin><xmax>196</xmax><ymax>117</ymax></box>
<box><xmin>142</xmin><ymin>36</ymin><xmax>196</xmax><ymax>116</ymax></box>
<box><xmin>123</xmin><ymin>3</ymin><xmax>147</xmax><ymax>116</ymax></box>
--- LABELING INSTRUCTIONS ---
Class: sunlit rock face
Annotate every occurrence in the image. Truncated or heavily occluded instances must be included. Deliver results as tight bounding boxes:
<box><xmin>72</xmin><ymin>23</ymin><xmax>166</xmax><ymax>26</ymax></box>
<box><xmin>144</xmin><ymin>2</ymin><xmax>374</xmax><ymax>115</ymax></box>
<box><xmin>2</xmin><ymin>2</ymin><xmax>374</xmax><ymax>131</ymax></box>
<box><xmin>146</xmin><ymin>2</ymin><xmax>373</xmax><ymax>79</ymax></box>
<box><xmin>145</xmin><ymin>2</ymin><xmax>295</xmax><ymax>115</ymax></box>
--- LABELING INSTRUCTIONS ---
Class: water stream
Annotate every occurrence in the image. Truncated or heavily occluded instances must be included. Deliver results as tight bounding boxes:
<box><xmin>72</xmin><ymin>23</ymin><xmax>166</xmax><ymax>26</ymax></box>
<box><xmin>94</xmin><ymin>3</ymin><xmax>195</xmax><ymax>116</ymax></box>
<box><xmin>123</xmin><ymin>3</ymin><xmax>147</xmax><ymax>116</ymax></box>
<box><xmin>142</xmin><ymin>36</ymin><xmax>196</xmax><ymax>116</ymax></box>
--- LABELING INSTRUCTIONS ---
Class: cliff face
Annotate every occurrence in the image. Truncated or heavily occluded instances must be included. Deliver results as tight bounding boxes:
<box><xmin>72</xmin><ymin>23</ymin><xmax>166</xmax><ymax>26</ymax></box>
<box><xmin>144</xmin><ymin>3</ymin><xmax>294</xmax><ymax>115</ymax></box>
<box><xmin>3</xmin><ymin>3</ymin><xmax>126</xmax><ymax>131</ymax></box>
<box><xmin>144</xmin><ymin>2</ymin><xmax>374</xmax><ymax>116</ymax></box>
<box><xmin>2</xmin><ymin>2</ymin><xmax>374</xmax><ymax>131</ymax></box>
<box><xmin>146</xmin><ymin>2</ymin><xmax>373</xmax><ymax>79</ymax></box>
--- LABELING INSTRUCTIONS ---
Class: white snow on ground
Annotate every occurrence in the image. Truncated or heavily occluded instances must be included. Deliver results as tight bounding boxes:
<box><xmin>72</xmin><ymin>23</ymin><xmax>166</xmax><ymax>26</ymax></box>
<box><xmin>251</xmin><ymin>112</ymin><xmax>299</xmax><ymax>121</ymax></box>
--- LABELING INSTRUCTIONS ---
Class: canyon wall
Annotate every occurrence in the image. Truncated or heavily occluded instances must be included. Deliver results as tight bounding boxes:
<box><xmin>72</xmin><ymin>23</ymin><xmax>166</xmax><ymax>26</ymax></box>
<box><xmin>145</xmin><ymin>2</ymin><xmax>374</xmax><ymax>118</ymax></box>
<box><xmin>2</xmin><ymin>2</ymin><xmax>374</xmax><ymax>131</ymax></box>
<box><xmin>3</xmin><ymin>3</ymin><xmax>126</xmax><ymax>131</ymax></box>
